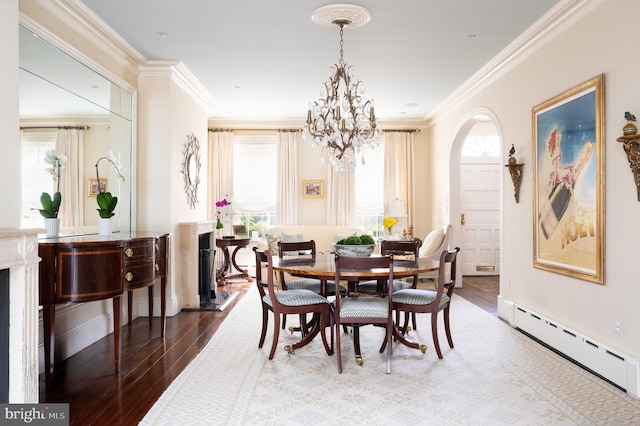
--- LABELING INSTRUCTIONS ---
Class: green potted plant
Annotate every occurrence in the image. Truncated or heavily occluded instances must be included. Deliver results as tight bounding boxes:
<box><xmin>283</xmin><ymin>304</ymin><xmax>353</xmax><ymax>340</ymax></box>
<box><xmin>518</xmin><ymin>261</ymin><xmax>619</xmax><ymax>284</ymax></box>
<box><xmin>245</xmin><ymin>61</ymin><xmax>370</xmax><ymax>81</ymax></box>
<box><xmin>333</xmin><ymin>234</ymin><xmax>376</xmax><ymax>257</ymax></box>
<box><xmin>34</xmin><ymin>150</ymin><xmax>67</xmax><ymax>237</ymax></box>
<box><xmin>94</xmin><ymin>151</ymin><xmax>125</xmax><ymax>236</ymax></box>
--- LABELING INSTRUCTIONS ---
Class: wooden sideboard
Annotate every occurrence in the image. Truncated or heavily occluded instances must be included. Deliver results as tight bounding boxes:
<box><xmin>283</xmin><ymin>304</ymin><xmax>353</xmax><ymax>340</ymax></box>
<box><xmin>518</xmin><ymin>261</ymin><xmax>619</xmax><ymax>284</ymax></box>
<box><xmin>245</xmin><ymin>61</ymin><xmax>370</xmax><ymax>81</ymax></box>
<box><xmin>38</xmin><ymin>232</ymin><xmax>170</xmax><ymax>390</ymax></box>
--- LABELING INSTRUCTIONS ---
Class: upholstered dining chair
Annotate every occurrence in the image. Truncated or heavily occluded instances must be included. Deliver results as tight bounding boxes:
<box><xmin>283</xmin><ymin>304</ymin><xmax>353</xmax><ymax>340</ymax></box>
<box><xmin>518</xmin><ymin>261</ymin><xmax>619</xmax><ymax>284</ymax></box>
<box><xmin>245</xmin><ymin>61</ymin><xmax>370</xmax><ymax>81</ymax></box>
<box><xmin>333</xmin><ymin>254</ymin><xmax>394</xmax><ymax>374</ymax></box>
<box><xmin>393</xmin><ymin>247</ymin><xmax>460</xmax><ymax>359</ymax></box>
<box><xmin>357</xmin><ymin>239</ymin><xmax>421</xmax><ymax>329</ymax></box>
<box><xmin>277</xmin><ymin>240</ymin><xmax>347</xmax><ymax>295</ymax></box>
<box><xmin>277</xmin><ymin>240</ymin><xmax>346</xmax><ymax>332</ymax></box>
<box><xmin>253</xmin><ymin>247</ymin><xmax>333</xmax><ymax>360</ymax></box>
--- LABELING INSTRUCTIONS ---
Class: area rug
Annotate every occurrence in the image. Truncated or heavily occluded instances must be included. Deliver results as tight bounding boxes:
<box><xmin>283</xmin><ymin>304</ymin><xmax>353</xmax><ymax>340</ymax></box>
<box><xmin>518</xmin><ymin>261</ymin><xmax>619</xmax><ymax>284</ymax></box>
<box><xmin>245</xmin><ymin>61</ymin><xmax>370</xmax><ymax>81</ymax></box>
<box><xmin>140</xmin><ymin>286</ymin><xmax>640</xmax><ymax>425</ymax></box>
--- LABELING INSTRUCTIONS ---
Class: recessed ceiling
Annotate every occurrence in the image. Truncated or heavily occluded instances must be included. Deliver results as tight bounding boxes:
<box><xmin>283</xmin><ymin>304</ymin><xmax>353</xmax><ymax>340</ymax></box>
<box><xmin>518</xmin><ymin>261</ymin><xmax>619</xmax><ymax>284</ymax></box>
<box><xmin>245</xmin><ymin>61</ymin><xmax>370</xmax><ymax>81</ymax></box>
<box><xmin>80</xmin><ymin>0</ymin><xmax>560</xmax><ymax>122</ymax></box>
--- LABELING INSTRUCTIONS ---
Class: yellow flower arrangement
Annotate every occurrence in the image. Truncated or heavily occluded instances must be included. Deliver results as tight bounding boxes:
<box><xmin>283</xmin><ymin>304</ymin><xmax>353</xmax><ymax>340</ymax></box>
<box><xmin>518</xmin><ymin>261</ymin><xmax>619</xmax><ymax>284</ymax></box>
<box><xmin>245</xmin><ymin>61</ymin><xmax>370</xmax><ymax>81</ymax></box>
<box><xmin>383</xmin><ymin>216</ymin><xmax>398</xmax><ymax>233</ymax></box>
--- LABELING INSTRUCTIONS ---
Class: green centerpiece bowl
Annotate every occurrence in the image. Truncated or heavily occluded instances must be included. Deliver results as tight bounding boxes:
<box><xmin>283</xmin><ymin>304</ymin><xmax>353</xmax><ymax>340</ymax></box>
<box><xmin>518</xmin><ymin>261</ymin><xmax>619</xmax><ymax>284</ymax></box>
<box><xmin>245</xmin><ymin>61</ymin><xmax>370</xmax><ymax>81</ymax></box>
<box><xmin>333</xmin><ymin>243</ymin><xmax>376</xmax><ymax>257</ymax></box>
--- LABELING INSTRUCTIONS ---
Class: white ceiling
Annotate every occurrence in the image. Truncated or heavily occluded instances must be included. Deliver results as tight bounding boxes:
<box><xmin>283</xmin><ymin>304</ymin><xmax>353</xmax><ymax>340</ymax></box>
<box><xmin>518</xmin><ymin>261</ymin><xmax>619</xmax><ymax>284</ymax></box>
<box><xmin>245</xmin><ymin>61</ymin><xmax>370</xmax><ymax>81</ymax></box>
<box><xmin>76</xmin><ymin>1</ymin><xmax>560</xmax><ymax>122</ymax></box>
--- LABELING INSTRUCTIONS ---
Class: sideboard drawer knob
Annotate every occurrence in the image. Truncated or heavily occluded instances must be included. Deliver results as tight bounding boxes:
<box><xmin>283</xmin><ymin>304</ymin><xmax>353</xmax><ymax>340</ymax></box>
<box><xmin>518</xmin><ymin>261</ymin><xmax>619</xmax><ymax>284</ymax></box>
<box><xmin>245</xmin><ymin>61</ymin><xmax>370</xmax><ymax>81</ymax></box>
<box><xmin>125</xmin><ymin>248</ymin><xmax>134</xmax><ymax>258</ymax></box>
<box><xmin>125</xmin><ymin>272</ymin><xmax>134</xmax><ymax>282</ymax></box>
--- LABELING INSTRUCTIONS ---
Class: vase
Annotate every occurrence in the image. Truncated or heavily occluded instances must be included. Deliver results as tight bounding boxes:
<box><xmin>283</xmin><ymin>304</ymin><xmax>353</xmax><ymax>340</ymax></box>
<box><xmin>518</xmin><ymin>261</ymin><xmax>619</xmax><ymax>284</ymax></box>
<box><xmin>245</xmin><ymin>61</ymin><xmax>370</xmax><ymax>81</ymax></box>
<box><xmin>44</xmin><ymin>218</ymin><xmax>60</xmax><ymax>238</ymax></box>
<box><xmin>623</xmin><ymin>121</ymin><xmax>638</xmax><ymax>136</ymax></box>
<box><xmin>98</xmin><ymin>218</ymin><xmax>113</xmax><ymax>236</ymax></box>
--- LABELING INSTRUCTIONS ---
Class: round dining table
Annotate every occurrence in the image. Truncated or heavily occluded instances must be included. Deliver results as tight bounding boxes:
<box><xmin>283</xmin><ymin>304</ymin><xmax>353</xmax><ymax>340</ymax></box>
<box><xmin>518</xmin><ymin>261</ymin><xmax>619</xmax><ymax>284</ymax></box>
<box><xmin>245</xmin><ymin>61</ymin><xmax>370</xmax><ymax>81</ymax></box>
<box><xmin>271</xmin><ymin>252</ymin><xmax>439</xmax><ymax>356</ymax></box>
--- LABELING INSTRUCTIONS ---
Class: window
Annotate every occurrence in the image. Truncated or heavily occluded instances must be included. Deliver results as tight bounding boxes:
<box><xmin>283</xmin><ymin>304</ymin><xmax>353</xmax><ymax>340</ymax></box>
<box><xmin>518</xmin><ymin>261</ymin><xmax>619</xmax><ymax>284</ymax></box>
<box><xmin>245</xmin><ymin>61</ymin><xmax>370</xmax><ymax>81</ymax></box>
<box><xmin>354</xmin><ymin>140</ymin><xmax>385</xmax><ymax>237</ymax></box>
<box><xmin>232</xmin><ymin>134</ymin><xmax>277</xmax><ymax>236</ymax></box>
<box><xmin>21</xmin><ymin>130</ymin><xmax>56</xmax><ymax>228</ymax></box>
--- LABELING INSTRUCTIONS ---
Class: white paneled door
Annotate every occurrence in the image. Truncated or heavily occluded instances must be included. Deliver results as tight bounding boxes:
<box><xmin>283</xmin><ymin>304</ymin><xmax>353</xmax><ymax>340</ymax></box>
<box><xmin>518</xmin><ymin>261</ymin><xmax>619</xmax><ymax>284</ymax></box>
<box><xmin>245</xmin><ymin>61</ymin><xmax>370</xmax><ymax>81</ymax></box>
<box><xmin>460</xmin><ymin>162</ymin><xmax>500</xmax><ymax>275</ymax></box>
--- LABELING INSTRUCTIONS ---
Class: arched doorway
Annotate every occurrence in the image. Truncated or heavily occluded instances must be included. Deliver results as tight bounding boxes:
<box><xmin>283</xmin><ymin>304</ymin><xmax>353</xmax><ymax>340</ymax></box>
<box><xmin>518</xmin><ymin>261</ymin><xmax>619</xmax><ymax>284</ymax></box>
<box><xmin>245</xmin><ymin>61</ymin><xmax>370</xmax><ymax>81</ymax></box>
<box><xmin>449</xmin><ymin>109</ymin><xmax>503</xmax><ymax>277</ymax></box>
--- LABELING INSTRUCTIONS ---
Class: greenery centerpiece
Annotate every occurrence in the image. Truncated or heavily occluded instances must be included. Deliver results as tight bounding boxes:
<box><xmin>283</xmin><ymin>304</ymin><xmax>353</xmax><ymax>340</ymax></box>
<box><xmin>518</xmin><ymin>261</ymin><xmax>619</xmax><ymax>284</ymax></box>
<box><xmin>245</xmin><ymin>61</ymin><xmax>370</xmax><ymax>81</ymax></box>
<box><xmin>333</xmin><ymin>234</ymin><xmax>376</xmax><ymax>257</ymax></box>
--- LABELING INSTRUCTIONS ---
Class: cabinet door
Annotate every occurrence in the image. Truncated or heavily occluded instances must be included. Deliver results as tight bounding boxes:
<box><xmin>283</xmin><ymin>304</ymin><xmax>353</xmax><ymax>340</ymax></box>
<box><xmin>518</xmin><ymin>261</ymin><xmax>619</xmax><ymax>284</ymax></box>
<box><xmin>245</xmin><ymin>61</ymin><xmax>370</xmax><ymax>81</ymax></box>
<box><xmin>56</xmin><ymin>244</ymin><xmax>124</xmax><ymax>302</ymax></box>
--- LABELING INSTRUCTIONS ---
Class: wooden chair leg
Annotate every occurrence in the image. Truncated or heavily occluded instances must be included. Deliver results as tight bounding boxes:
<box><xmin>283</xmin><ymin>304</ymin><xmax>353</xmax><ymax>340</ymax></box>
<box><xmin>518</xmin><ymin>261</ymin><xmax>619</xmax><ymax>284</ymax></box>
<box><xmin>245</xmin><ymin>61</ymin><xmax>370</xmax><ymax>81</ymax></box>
<box><xmin>258</xmin><ymin>306</ymin><xmax>268</xmax><ymax>348</ymax></box>
<box><xmin>431</xmin><ymin>313</ymin><xmax>443</xmax><ymax>359</ymax></box>
<box><xmin>336</xmin><ymin>319</ymin><xmax>343</xmax><ymax>373</ymax></box>
<box><xmin>444</xmin><ymin>307</ymin><xmax>454</xmax><ymax>348</ymax></box>
<box><xmin>269</xmin><ymin>311</ymin><xmax>281</xmax><ymax>360</ymax></box>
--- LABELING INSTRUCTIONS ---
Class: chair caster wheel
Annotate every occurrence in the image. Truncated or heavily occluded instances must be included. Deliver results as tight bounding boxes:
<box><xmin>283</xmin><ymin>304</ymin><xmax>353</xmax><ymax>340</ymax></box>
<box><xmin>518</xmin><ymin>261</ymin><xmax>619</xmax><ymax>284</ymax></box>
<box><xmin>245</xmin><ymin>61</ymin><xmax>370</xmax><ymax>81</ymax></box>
<box><xmin>419</xmin><ymin>344</ymin><xmax>427</xmax><ymax>354</ymax></box>
<box><xmin>406</xmin><ymin>326</ymin><xmax>412</xmax><ymax>333</ymax></box>
<box><xmin>288</xmin><ymin>326</ymin><xmax>295</xmax><ymax>334</ymax></box>
<box><xmin>355</xmin><ymin>356</ymin><xmax>363</xmax><ymax>366</ymax></box>
<box><xmin>284</xmin><ymin>345</ymin><xmax>294</xmax><ymax>354</ymax></box>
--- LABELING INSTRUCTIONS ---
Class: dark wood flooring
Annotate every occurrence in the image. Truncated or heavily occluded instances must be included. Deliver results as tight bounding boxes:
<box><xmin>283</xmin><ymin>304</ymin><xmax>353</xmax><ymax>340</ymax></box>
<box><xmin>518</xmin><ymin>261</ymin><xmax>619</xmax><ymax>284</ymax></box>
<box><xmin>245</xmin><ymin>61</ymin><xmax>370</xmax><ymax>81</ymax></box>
<box><xmin>40</xmin><ymin>276</ymin><xmax>498</xmax><ymax>425</ymax></box>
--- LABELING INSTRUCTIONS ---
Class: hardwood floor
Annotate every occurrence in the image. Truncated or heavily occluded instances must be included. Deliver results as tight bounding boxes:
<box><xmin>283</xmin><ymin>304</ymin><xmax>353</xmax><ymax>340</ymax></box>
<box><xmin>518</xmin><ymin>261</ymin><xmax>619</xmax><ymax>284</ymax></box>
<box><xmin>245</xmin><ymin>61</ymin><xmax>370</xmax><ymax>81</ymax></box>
<box><xmin>39</xmin><ymin>276</ymin><xmax>498</xmax><ymax>425</ymax></box>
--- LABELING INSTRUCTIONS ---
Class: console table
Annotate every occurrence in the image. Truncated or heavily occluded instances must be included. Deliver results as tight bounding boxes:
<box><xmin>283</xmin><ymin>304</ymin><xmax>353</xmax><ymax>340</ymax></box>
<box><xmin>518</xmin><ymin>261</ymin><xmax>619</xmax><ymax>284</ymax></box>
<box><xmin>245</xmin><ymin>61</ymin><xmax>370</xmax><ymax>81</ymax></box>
<box><xmin>38</xmin><ymin>232</ymin><xmax>170</xmax><ymax>391</ymax></box>
<box><xmin>215</xmin><ymin>237</ymin><xmax>252</xmax><ymax>285</ymax></box>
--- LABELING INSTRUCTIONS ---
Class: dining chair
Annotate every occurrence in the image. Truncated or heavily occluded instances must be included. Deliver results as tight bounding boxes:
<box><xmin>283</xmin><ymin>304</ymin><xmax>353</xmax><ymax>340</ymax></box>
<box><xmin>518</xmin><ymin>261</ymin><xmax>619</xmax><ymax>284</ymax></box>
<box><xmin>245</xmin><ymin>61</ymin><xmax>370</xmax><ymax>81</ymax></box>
<box><xmin>393</xmin><ymin>247</ymin><xmax>460</xmax><ymax>359</ymax></box>
<box><xmin>253</xmin><ymin>247</ymin><xmax>333</xmax><ymax>360</ymax></box>
<box><xmin>333</xmin><ymin>254</ymin><xmax>394</xmax><ymax>374</ymax></box>
<box><xmin>277</xmin><ymin>240</ymin><xmax>346</xmax><ymax>332</ymax></box>
<box><xmin>357</xmin><ymin>239</ymin><xmax>421</xmax><ymax>329</ymax></box>
<box><xmin>278</xmin><ymin>240</ymin><xmax>330</xmax><ymax>294</ymax></box>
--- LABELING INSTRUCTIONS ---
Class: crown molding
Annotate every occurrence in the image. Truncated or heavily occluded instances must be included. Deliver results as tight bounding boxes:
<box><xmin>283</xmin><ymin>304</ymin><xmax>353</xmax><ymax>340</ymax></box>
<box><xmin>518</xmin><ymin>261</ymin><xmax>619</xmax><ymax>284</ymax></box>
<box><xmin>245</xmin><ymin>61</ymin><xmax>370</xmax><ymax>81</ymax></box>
<box><xmin>426</xmin><ymin>0</ymin><xmax>605</xmax><ymax>125</ymax></box>
<box><xmin>139</xmin><ymin>61</ymin><xmax>215</xmax><ymax>111</ymax></box>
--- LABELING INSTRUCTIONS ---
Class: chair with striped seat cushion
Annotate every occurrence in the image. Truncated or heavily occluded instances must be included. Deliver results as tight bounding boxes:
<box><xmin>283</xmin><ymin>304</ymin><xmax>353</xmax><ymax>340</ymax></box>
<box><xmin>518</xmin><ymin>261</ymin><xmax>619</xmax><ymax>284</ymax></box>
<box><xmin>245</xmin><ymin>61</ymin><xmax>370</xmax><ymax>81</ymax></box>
<box><xmin>277</xmin><ymin>240</ymin><xmax>346</xmax><ymax>332</ymax></box>
<box><xmin>357</xmin><ymin>239</ymin><xmax>421</xmax><ymax>329</ymax></box>
<box><xmin>334</xmin><ymin>254</ymin><xmax>394</xmax><ymax>374</ymax></box>
<box><xmin>393</xmin><ymin>247</ymin><xmax>460</xmax><ymax>359</ymax></box>
<box><xmin>253</xmin><ymin>247</ymin><xmax>333</xmax><ymax>360</ymax></box>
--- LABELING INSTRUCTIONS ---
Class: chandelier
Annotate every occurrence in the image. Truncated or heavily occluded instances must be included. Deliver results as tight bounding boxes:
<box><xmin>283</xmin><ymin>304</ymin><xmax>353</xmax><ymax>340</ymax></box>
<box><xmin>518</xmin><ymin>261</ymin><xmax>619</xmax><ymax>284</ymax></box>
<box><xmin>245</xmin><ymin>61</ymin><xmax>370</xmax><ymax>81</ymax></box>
<box><xmin>303</xmin><ymin>5</ymin><xmax>381</xmax><ymax>173</ymax></box>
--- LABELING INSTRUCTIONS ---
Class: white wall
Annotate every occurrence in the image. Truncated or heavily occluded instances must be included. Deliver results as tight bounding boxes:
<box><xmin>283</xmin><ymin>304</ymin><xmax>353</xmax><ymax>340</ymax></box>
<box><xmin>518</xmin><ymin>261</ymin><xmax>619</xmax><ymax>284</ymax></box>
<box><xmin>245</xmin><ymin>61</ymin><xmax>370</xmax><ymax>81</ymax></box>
<box><xmin>0</xmin><ymin>0</ymin><xmax>20</xmax><ymax>229</ymax></box>
<box><xmin>429</xmin><ymin>0</ymin><xmax>640</xmax><ymax>359</ymax></box>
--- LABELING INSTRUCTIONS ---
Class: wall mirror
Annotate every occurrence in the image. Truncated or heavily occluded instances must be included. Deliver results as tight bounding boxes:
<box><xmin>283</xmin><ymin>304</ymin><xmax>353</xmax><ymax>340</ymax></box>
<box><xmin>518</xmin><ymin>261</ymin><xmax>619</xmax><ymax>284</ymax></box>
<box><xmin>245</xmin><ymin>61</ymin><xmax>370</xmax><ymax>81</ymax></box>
<box><xmin>19</xmin><ymin>24</ymin><xmax>133</xmax><ymax>237</ymax></box>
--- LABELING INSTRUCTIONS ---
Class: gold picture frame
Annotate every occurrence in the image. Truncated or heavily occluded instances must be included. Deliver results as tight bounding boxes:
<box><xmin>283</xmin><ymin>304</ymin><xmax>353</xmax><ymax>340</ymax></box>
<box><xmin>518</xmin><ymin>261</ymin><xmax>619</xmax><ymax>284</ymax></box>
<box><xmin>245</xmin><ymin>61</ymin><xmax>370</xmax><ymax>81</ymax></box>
<box><xmin>303</xmin><ymin>180</ymin><xmax>324</xmax><ymax>198</ymax></box>
<box><xmin>233</xmin><ymin>224</ymin><xmax>247</xmax><ymax>236</ymax></box>
<box><xmin>88</xmin><ymin>178</ymin><xmax>108</xmax><ymax>197</ymax></box>
<box><xmin>532</xmin><ymin>74</ymin><xmax>605</xmax><ymax>284</ymax></box>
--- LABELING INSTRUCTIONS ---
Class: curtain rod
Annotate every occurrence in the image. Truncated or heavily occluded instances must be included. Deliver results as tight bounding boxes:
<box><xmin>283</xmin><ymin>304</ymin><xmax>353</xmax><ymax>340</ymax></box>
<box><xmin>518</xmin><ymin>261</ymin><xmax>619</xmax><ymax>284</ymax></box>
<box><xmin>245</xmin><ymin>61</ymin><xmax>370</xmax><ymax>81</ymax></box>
<box><xmin>20</xmin><ymin>125</ymin><xmax>91</xmax><ymax>130</ymax></box>
<box><xmin>208</xmin><ymin>128</ymin><xmax>303</xmax><ymax>133</ymax></box>
<box><xmin>382</xmin><ymin>129</ymin><xmax>421</xmax><ymax>133</ymax></box>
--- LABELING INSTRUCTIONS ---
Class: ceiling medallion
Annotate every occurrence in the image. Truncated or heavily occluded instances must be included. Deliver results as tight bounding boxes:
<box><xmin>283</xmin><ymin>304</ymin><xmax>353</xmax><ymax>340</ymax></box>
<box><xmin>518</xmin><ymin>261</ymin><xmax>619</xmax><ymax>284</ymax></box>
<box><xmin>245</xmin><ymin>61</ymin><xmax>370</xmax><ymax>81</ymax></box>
<box><xmin>304</xmin><ymin>4</ymin><xmax>381</xmax><ymax>173</ymax></box>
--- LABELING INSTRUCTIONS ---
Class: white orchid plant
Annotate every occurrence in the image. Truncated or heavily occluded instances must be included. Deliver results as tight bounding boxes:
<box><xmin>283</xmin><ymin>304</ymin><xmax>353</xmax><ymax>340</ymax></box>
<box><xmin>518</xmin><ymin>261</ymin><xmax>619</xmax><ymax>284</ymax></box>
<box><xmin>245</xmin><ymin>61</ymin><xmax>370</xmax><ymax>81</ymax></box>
<box><xmin>34</xmin><ymin>150</ymin><xmax>68</xmax><ymax>218</ymax></box>
<box><xmin>95</xmin><ymin>151</ymin><xmax>125</xmax><ymax>218</ymax></box>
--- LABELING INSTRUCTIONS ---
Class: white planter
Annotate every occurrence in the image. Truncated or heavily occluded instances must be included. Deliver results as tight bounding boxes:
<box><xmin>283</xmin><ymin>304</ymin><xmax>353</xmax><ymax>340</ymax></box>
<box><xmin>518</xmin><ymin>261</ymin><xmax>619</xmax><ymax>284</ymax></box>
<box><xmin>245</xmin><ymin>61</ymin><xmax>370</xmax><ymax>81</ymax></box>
<box><xmin>98</xmin><ymin>218</ymin><xmax>113</xmax><ymax>236</ymax></box>
<box><xmin>44</xmin><ymin>218</ymin><xmax>60</xmax><ymax>238</ymax></box>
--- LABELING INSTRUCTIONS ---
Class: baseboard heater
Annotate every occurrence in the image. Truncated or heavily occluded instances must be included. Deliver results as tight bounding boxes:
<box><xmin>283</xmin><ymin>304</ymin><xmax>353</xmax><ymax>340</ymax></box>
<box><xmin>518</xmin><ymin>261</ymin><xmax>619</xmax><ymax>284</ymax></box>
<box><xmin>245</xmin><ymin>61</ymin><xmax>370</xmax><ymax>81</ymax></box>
<box><xmin>513</xmin><ymin>303</ymin><xmax>639</xmax><ymax>398</ymax></box>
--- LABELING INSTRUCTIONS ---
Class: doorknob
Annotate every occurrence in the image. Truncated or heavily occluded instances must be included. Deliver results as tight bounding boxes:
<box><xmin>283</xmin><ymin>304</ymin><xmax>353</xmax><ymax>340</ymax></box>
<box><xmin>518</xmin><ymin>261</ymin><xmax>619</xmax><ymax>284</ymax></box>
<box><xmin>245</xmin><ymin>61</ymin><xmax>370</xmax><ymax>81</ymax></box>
<box><xmin>460</xmin><ymin>213</ymin><xmax>465</xmax><ymax>225</ymax></box>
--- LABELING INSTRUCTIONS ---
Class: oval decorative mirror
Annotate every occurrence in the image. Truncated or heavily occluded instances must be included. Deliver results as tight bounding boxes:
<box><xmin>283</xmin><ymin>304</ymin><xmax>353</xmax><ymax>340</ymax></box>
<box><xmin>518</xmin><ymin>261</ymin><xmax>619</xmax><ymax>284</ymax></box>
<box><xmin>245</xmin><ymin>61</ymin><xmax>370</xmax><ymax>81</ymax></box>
<box><xmin>181</xmin><ymin>133</ymin><xmax>201</xmax><ymax>209</ymax></box>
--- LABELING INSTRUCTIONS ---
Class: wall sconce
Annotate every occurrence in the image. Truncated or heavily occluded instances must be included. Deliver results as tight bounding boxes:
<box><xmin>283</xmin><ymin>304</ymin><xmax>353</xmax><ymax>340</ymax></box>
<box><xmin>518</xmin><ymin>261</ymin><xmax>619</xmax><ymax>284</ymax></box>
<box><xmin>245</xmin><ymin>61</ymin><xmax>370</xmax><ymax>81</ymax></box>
<box><xmin>616</xmin><ymin>134</ymin><xmax>640</xmax><ymax>201</ymax></box>
<box><xmin>504</xmin><ymin>163</ymin><xmax>524</xmax><ymax>203</ymax></box>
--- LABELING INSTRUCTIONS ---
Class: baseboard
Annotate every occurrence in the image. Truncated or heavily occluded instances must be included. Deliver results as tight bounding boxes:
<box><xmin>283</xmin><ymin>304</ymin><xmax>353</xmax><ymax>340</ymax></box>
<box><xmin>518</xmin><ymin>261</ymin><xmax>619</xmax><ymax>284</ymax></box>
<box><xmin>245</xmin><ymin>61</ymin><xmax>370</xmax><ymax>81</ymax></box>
<box><xmin>499</xmin><ymin>297</ymin><xmax>639</xmax><ymax>399</ymax></box>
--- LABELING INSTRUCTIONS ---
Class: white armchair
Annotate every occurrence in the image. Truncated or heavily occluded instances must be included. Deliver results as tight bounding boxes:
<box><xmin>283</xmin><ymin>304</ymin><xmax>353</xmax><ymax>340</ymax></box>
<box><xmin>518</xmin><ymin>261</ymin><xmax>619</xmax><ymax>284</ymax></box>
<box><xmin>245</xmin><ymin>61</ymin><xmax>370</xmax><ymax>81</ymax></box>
<box><xmin>418</xmin><ymin>224</ymin><xmax>452</xmax><ymax>282</ymax></box>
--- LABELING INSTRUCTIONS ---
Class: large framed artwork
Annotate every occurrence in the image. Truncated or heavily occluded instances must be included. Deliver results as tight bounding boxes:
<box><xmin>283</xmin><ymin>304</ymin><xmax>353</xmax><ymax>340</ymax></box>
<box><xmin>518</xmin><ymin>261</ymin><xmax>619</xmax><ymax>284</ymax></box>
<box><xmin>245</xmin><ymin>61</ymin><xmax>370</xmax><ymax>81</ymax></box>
<box><xmin>532</xmin><ymin>74</ymin><xmax>605</xmax><ymax>284</ymax></box>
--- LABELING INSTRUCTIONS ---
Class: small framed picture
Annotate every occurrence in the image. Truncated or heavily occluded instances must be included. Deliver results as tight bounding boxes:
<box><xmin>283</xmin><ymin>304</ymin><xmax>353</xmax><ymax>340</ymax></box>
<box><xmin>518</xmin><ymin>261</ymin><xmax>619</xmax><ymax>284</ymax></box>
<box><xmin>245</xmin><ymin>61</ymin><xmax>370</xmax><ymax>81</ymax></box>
<box><xmin>233</xmin><ymin>224</ymin><xmax>248</xmax><ymax>236</ymax></box>
<box><xmin>88</xmin><ymin>178</ymin><xmax>107</xmax><ymax>197</ymax></box>
<box><xmin>303</xmin><ymin>180</ymin><xmax>324</xmax><ymax>198</ymax></box>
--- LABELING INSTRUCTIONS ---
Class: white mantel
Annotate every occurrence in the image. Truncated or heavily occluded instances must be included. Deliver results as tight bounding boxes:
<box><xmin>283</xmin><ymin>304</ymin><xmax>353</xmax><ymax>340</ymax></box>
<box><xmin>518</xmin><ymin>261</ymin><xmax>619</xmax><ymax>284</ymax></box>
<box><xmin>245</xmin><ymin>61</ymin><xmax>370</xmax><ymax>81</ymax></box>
<box><xmin>0</xmin><ymin>228</ymin><xmax>40</xmax><ymax>402</ymax></box>
<box><xmin>179</xmin><ymin>221</ymin><xmax>216</xmax><ymax>309</ymax></box>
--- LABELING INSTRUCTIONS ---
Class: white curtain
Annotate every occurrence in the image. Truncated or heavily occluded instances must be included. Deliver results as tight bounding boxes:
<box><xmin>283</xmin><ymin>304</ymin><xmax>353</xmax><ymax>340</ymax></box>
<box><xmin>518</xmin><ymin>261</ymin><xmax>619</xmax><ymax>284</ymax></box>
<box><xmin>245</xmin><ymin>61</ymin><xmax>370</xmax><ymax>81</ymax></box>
<box><xmin>326</xmin><ymin>165</ymin><xmax>355</xmax><ymax>226</ymax></box>
<box><xmin>277</xmin><ymin>131</ymin><xmax>298</xmax><ymax>225</ymax></box>
<box><xmin>384</xmin><ymin>131</ymin><xmax>416</xmax><ymax>227</ymax></box>
<box><xmin>56</xmin><ymin>128</ymin><xmax>84</xmax><ymax>226</ymax></box>
<box><xmin>208</xmin><ymin>130</ymin><xmax>234</xmax><ymax>219</ymax></box>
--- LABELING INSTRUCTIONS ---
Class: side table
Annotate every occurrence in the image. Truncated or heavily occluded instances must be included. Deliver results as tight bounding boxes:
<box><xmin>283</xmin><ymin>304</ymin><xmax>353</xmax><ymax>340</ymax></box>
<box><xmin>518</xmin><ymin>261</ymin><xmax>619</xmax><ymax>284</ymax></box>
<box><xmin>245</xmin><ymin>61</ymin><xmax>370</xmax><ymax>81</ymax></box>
<box><xmin>215</xmin><ymin>237</ymin><xmax>253</xmax><ymax>285</ymax></box>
